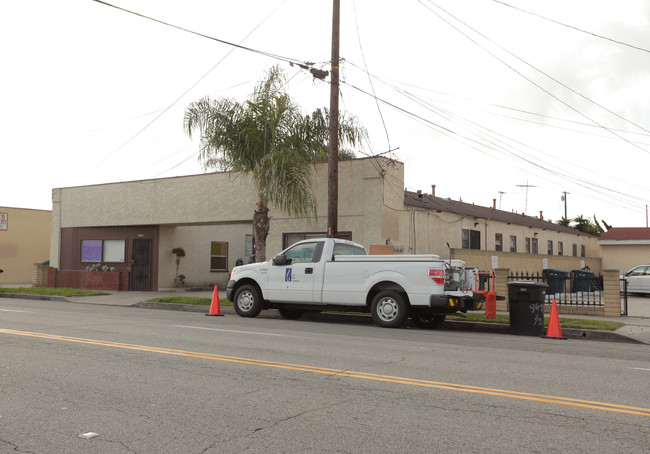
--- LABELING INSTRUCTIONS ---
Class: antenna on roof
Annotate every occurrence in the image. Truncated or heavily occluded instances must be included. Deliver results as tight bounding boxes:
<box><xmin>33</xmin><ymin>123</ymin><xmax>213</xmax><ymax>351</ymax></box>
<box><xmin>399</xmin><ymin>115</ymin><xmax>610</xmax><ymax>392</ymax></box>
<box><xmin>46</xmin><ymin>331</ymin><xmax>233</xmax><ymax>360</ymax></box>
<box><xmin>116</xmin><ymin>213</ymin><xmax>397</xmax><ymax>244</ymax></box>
<box><xmin>516</xmin><ymin>181</ymin><xmax>536</xmax><ymax>215</ymax></box>
<box><xmin>498</xmin><ymin>191</ymin><xmax>507</xmax><ymax>209</ymax></box>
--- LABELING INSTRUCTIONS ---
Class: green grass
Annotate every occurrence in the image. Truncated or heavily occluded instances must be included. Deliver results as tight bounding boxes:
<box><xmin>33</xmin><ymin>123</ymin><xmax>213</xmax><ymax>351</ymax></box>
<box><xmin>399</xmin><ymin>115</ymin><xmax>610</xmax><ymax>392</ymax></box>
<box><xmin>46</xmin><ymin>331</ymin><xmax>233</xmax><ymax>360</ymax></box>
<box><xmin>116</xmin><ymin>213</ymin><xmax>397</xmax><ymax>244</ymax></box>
<box><xmin>147</xmin><ymin>296</ymin><xmax>233</xmax><ymax>306</ymax></box>
<box><xmin>447</xmin><ymin>313</ymin><xmax>624</xmax><ymax>331</ymax></box>
<box><xmin>0</xmin><ymin>287</ymin><xmax>110</xmax><ymax>297</ymax></box>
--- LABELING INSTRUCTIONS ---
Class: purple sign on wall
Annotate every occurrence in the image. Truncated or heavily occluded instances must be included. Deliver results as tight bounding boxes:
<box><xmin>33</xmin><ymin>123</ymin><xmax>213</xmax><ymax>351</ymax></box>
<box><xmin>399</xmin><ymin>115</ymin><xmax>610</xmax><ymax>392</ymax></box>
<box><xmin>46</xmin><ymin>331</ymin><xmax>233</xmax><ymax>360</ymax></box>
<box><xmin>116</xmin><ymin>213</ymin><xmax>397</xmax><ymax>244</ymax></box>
<box><xmin>81</xmin><ymin>240</ymin><xmax>102</xmax><ymax>262</ymax></box>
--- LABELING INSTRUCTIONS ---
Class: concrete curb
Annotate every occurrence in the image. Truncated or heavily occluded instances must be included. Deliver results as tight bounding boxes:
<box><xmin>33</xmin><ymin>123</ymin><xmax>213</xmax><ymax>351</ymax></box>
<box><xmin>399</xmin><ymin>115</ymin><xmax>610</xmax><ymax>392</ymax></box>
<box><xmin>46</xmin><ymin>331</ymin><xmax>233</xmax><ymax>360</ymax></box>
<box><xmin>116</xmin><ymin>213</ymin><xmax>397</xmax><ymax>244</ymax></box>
<box><xmin>0</xmin><ymin>293</ymin><xmax>68</xmax><ymax>302</ymax></box>
<box><xmin>2</xmin><ymin>293</ymin><xmax>644</xmax><ymax>344</ymax></box>
<box><xmin>134</xmin><ymin>301</ymin><xmax>645</xmax><ymax>344</ymax></box>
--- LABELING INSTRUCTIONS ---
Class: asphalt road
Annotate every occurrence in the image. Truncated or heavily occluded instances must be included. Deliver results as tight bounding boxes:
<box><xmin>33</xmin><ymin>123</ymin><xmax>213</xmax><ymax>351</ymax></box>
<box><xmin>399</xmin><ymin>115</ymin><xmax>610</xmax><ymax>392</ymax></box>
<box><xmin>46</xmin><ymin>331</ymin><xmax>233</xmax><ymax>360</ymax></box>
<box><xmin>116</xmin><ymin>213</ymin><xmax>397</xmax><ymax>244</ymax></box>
<box><xmin>1</xmin><ymin>297</ymin><xmax>649</xmax><ymax>453</ymax></box>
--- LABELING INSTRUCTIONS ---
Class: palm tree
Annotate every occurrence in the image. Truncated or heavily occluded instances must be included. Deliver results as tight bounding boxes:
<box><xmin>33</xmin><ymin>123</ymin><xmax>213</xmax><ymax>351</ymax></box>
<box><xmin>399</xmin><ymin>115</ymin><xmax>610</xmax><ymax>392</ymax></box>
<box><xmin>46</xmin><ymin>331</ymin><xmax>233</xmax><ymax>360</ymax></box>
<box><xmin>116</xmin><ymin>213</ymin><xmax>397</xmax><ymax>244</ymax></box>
<box><xmin>184</xmin><ymin>66</ymin><xmax>366</xmax><ymax>262</ymax></box>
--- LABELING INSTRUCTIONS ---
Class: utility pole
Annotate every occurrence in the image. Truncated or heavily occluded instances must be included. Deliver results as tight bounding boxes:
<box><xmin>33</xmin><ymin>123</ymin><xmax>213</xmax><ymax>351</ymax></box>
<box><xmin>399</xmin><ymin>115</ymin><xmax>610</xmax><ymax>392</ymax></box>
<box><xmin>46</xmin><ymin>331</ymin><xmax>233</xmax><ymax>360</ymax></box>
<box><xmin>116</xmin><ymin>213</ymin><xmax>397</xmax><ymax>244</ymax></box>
<box><xmin>561</xmin><ymin>191</ymin><xmax>569</xmax><ymax>220</ymax></box>
<box><xmin>327</xmin><ymin>0</ymin><xmax>340</xmax><ymax>238</ymax></box>
<box><xmin>516</xmin><ymin>181</ymin><xmax>536</xmax><ymax>215</ymax></box>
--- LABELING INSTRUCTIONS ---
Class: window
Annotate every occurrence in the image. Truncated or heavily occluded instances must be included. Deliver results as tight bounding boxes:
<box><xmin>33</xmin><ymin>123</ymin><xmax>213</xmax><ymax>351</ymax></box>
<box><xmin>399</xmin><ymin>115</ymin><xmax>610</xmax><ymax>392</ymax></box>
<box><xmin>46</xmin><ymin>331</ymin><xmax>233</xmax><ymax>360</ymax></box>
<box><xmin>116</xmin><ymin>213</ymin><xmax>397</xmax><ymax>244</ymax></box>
<box><xmin>283</xmin><ymin>231</ymin><xmax>352</xmax><ymax>249</ymax></box>
<box><xmin>462</xmin><ymin>229</ymin><xmax>481</xmax><ymax>250</ymax></box>
<box><xmin>285</xmin><ymin>242</ymin><xmax>320</xmax><ymax>264</ymax></box>
<box><xmin>558</xmin><ymin>241</ymin><xmax>564</xmax><ymax>256</ymax></box>
<box><xmin>210</xmin><ymin>242</ymin><xmax>228</xmax><ymax>271</ymax></box>
<box><xmin>333</xmin><ymin>243</ymin><xmax>366</xmax><ymax>256</ymax></box>
<box><xmin>572</xmin><ymin>244</ymin><xmax>578</xmax><ymax>257</ymax></box>
<box><xmin>495</xmin><ymin>233</ymin><xmax>503</xmax><ymax>252</ymax></box>
<box><xmin>581</xmin><ymin>244</ymin><xmax>586</xmax><ymax>257</ymax></box>
<box><xmin>547</xmin><ymin>240</ymin><xmax>553</xmax><ymax>255</ymax></box>
<box><xmin>531</xmin><ymin>238</ymin><xmax>538</xmax><ymax>254</ymax></box>
<box><xmin>525</xmin><ymin>237</ymin><xmax>531</xmax><ymax>253</ymax></box>
<box><xmin>245</xmin><ymin>235</ymin><xmax>254</xmax><ymax>263</ymax></box>
<box><xmin>103</xmin><ymin>240</ymin><xmax>125</xmax><ymax>262</ymax></box>
<box><xmin>81</xmin><ymin>239</ymin><xmax>125</xmax><ymax>263</ymax></box>
<box><xmin>509</xmin><ymin>235</ymin><xmax>517</xmax><ymax>253</ymax></box>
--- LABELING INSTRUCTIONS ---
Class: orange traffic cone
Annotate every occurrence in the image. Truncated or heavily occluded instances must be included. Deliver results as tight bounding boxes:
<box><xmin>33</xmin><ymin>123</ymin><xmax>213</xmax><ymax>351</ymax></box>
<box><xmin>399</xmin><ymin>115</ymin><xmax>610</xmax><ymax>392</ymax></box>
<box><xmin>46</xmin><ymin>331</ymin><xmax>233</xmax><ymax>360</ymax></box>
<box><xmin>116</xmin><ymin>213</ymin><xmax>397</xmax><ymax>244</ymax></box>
<box><xmin>205</xmin><ymin>285</ymin><xmax>224</xmax><ymax>317</ymax></box>
<box><xmin>543</xmin><ymin>299</ymin><xmax>565</xmax><ymax>339</ymax></box>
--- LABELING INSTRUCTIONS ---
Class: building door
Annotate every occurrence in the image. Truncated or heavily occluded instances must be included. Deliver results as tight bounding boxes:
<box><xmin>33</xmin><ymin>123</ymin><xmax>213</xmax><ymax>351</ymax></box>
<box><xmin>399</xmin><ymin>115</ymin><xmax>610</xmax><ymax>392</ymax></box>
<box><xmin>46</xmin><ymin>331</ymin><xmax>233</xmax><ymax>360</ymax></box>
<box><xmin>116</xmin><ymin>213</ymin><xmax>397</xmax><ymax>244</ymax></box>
<box><xmin>131</xmin><ymin>238</ymin><xmax>152</xmax><ymax>291</ymax></box>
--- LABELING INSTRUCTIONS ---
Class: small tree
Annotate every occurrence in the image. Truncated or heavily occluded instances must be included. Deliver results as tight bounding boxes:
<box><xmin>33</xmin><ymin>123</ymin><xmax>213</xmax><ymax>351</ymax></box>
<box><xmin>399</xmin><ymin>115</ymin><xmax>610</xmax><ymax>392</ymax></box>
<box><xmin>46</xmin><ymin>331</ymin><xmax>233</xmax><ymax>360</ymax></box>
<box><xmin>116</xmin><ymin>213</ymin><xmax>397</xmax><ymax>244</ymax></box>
<box><xmin>172</xmin><ymin>247</ymin><xmax>186</xmax><ymax>287</ymax></box>
<box><xmin>184</xmin><ymin>65</ymin><xmax>366</xmax><ymax>262</ymax></box>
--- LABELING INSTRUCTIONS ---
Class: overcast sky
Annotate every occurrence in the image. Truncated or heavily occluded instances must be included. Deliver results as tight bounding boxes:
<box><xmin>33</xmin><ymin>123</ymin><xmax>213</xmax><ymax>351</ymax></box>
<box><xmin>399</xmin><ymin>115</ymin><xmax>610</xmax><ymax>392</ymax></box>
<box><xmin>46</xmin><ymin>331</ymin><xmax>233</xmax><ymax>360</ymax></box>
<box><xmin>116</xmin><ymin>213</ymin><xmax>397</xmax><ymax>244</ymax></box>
<box><xmin>2</xmin><ymin>0</ymin><xmax>649</xmax><ymax>227</ymax></box>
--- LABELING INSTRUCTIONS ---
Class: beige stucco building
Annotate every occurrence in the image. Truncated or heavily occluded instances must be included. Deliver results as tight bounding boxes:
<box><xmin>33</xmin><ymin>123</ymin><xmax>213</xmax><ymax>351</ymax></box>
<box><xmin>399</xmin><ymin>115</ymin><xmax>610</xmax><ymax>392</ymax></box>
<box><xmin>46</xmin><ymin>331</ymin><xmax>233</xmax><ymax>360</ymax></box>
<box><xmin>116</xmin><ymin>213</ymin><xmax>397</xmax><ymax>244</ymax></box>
<box><xmin>598</xmin><ymin>228</ymin><xmax>650</xmax><ymax>274</ymax></box>
<box><xmin>0</xmin><ymin>206</ymin><xmax>52</xmax><ymax>285</ymax></box>
<box><xmin>49</xmin><ymin>157</ymin><xmax>600</xmax><ymax>290</ymax></box>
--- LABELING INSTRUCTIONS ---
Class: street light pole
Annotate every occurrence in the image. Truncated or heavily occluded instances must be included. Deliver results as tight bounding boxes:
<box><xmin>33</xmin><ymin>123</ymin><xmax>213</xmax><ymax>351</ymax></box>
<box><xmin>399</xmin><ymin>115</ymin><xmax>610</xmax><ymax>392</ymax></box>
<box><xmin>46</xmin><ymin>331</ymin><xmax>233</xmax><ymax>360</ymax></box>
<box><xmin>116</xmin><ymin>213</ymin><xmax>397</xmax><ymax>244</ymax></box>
<box><xmin>327</xmin><ymin>0</ymin><xmax>340</xmax><ymax>238</ymax></box>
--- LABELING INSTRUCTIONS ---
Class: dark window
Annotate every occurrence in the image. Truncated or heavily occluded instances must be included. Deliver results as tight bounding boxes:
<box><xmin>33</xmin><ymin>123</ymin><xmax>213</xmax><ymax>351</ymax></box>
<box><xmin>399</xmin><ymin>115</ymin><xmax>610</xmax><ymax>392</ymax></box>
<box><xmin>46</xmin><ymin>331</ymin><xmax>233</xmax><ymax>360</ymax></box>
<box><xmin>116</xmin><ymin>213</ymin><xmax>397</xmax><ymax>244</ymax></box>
<box><xmin>532</xmin><ymin>238</ymin><xmax>538</xmax><ymax>254</ymax></box>
<box><xmin>495</xmin><ymin>233</ymin><xmax>503</xmax><ymax>252</ymax></box>
<box><xmin>525</xmin><ymin>237</ymin><xmax>531</xmax><ymax>253</ymax></box>
<box><xmin>210</xmin><ymin>242</ymin><xmax>228</xmax><ymax>271</ymax></box>
<box><xmin>462</xmin><ymin>229</ymin><xmax>481</xmax><ymax>250</ymax></box>
<box><xmin>558</xmin><ymin>242</ymin><xmax>564</xmax><ymax>256</ymax></box>
<box><xmin>509</xmin><ymin>235</ymin><xmax>517</xmax><ymax>253</ymax></box>
<box><xmin>547</xmin><ymin>240</ymin><xmax>553</xmax><ymax>255</ymax></box>
<box><xmin>572</xmin><ymin>244</ymin><xmax>577</xmax><ymax>257</ymax></box>
<box><xmin>581</xmin><ymin>244</ymin><xmax>586</xmax><ymax>257</ymax></box>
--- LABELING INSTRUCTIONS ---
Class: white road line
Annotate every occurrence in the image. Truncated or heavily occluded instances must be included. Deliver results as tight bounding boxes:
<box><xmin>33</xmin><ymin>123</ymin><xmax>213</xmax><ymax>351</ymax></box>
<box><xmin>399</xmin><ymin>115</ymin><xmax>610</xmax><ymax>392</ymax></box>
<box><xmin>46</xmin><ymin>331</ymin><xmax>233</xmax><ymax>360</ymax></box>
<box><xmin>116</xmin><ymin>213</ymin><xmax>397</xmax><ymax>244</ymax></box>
<box><xmin>0</xmin><ymin>308</ymin><xmax>31</xmax><ymax>313</ymax></box>
<box><xmin>632</xmin><ymin>368</ymin><xmax>650</xmax><ymax>371</ymax></box>
<box><xmin>174</xmin><ymin>325</ymin><xmax>293</xmax><ymax>337</ymax></box>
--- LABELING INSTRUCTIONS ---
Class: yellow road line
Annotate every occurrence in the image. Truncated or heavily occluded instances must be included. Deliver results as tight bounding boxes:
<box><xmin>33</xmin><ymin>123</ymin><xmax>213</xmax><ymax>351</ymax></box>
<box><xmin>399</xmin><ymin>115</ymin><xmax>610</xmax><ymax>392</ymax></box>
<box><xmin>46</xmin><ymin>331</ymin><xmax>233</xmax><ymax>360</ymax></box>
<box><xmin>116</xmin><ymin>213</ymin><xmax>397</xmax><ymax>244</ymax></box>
<box><xmin>2</xmin><ymin>327</ymin><xmax>649</xmax><ymax>417</ymax></box>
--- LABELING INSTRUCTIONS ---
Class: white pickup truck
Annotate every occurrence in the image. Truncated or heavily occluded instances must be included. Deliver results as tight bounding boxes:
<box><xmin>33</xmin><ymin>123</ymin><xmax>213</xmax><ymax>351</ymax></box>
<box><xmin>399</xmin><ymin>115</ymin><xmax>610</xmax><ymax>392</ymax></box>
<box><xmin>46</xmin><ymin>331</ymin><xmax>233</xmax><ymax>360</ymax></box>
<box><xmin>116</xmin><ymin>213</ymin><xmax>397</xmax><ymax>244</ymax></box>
<box><xmin>226</xmin><ymin>238</ymin><xmax>484</xmax><ymax>328</ymax></box>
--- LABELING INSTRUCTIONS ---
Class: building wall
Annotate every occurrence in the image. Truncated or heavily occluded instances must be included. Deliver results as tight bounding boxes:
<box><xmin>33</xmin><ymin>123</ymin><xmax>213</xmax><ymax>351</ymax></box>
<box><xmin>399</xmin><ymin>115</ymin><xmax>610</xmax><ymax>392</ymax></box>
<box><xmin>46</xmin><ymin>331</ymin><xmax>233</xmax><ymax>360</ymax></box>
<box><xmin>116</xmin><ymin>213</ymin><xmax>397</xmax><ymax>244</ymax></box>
<box><xmin>598</xmin><ymin>243</ymin><xmax>649</xmax><ymax>274</ymax></box>
<box><xmin>451</xmin><ymin>249</ymin><xmax>602</xmax><ymax>275</ymax></box>
<box><xmin>0</xmin><ymin>207</ymin><xmax>51</xmax><ymax>285</ymax></box>
<box><xmin>51</xmin><ymin>171</ymin><xmax>259</xmax><ymax>269</ymax></box>
<box><xmin>50</xmin><ymin>157</ymin><xmax>401</xmax><ymax>288</ymax></box>
<box><xmin>158</xmin><ymin>223</ymin><xmax>252</xmax><ymax>289</ymax></box>
<box><xmin>263</xmin><ymin>157</ymin><xmax>404</xmax><ymax>256</ymax></box>
<box><xmin>387</xmin><ymin>202</ymin><xmax>598</xmax><ymax>264</ymax></box>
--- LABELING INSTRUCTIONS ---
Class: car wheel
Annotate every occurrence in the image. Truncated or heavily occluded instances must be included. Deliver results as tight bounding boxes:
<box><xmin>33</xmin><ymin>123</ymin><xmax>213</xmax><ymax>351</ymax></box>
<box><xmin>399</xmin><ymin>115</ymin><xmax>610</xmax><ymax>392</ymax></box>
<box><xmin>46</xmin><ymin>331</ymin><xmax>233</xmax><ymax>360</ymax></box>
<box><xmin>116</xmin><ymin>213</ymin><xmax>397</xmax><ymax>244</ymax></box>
<box><xmin>233</xmin><ymin>284</ymin><xmax>263</xmax><ymax>317</ymax></box>
<box><xmin>411</xmin><ymin>314</ymin><xmax>446</xmax><ymax>329</ymax></box>
<box><xmin>371</xmin><ymin>290</ymin><xmax>409</xmax><ymax>328</ymax></box>
<box><xmin>278</xmin><ymin>308</ymin><xmax>303</xmax><ymax>320</ymax></box>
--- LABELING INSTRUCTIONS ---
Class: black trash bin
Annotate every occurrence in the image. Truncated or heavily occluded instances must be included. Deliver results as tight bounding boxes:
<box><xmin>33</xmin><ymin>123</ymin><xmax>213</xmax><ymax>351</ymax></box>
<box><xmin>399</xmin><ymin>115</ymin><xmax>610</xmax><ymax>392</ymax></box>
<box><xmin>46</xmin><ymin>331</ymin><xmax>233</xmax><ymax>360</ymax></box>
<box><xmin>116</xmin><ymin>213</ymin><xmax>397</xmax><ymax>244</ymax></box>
<box><xmin>571</xmin><ymin>269</ymin><xmax>595</xmax><ymax>292</ymax></box>
<box><xmin>507</xmin><ymin>281</ymin><xmax>548</xmax><ymax>336</ymax></box>
<box><xmin>543</xmin><ymin>269</ymin><xmax>568</xmax><ymax>295</ymax></box>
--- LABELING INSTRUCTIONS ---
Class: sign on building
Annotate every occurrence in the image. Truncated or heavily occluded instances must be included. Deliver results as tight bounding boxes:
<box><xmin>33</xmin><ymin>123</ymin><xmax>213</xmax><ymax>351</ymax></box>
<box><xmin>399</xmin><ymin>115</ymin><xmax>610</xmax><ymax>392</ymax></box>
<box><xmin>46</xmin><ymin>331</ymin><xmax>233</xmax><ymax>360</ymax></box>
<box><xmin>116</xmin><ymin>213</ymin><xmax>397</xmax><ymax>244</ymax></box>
<box><xmin>0</xmin><ymin>212</ymin><xmax>7</xmax><ymax>231</ymax></box>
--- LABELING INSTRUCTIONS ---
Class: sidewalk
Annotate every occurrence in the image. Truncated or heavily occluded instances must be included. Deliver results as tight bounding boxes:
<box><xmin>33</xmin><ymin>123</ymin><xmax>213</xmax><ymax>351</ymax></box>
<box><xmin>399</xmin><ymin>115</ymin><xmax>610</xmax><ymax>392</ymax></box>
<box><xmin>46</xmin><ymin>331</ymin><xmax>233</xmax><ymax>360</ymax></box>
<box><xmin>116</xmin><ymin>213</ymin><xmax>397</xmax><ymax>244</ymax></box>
<box><xmin>2</xmin><ymin>290</ymin><xmax>649</xmax><ymax>344</ymax></box>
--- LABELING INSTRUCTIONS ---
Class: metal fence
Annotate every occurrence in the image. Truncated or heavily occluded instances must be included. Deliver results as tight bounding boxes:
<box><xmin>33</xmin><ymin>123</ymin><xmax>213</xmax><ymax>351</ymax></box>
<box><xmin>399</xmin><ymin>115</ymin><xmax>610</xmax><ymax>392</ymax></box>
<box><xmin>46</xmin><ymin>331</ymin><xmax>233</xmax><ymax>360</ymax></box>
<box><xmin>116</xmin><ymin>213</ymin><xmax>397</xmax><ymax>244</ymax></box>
<box><xmin>620</xmin><ymin>278</ymin><xmax>628</xmax><ymax>316</ymax></box>
<box><xmin>508</xmin><ymin>270</ymin><xmax>603</xmax><ymax>307</ymax></box>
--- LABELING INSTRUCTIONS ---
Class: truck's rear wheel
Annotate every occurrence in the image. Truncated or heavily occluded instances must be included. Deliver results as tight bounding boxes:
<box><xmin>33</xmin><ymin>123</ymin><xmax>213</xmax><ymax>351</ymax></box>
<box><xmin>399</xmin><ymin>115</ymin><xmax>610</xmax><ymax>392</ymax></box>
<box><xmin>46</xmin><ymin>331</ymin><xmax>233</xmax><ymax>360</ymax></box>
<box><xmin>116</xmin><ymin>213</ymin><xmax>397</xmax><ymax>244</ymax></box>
<box><xmin>411</xmin><ymin>314</ymin><xmax>446</xmax><ymax>329</ymax></box>
<box><xmin>371</xmin><ymin>290</ymin><xmax>409</xmax><ymax>328</ymax></box>
<box><xmin>233</xmin><ymin>284</ymin><xmax>263</xmax><ymax>317</ymax></box>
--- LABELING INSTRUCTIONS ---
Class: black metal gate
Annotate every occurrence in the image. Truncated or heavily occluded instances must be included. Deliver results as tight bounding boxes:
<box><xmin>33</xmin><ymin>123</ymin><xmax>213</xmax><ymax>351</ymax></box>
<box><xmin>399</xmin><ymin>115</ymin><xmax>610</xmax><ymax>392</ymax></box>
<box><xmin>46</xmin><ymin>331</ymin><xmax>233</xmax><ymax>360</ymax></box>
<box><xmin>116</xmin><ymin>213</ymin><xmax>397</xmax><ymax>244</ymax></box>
<box><xmin>620</xmin><ymin>278</ymin><xmax>628</xmax><ymax>316</ymax></box>
<box><xmin>130</xmin><ymin>238</ymin><xmax>152</xmax><ymax>291</ymax></box>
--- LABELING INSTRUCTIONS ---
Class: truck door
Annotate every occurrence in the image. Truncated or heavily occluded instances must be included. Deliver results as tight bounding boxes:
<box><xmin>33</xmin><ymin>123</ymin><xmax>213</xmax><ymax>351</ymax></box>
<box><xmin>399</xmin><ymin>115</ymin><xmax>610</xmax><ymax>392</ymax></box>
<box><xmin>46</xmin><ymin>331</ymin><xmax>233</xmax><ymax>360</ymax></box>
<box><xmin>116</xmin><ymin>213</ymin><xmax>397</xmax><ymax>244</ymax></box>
<box><xmin>267</xmin><ymin>241</ymin><xmax>323</xmax><ymax>304</ymax></box>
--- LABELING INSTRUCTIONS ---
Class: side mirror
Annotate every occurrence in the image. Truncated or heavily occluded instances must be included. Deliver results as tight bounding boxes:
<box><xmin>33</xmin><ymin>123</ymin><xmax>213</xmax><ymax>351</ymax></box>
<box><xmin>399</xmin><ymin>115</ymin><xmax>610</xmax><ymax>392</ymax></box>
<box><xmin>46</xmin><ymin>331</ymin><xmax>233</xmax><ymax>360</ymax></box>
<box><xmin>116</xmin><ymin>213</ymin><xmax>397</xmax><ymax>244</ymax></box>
<box><xmin>272</xmin><ymin>254</ymin><xmax>288</xmax><ymax>266</ymax></box>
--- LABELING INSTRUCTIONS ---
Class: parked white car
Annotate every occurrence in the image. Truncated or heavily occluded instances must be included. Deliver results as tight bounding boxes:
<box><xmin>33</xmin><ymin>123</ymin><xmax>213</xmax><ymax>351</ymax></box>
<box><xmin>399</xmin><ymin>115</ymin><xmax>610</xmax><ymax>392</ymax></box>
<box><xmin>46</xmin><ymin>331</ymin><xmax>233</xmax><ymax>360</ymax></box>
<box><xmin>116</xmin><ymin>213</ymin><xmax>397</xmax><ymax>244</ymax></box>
<box><xmin>621</xmin><ymin>265</ymin><xmax>650</xmax><ymax>295</ymax></box>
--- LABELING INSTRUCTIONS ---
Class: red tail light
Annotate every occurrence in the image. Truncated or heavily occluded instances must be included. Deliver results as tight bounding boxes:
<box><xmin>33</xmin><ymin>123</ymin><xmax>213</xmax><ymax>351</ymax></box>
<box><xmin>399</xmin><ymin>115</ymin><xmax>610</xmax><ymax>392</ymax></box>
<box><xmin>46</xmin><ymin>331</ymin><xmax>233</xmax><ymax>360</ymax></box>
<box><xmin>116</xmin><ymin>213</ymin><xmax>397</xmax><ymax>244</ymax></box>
<box><xmin>428</xmin><ymin>268</ymin><xmax>445</xmax><ymax>285</ymax></box>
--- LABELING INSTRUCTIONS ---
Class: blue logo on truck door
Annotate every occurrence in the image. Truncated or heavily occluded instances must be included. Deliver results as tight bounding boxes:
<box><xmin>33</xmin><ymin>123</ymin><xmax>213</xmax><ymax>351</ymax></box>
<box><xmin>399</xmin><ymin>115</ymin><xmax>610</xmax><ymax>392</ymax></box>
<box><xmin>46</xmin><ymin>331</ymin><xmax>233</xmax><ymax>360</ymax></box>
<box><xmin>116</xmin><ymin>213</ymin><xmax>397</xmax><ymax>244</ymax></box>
<box><xmin>285</xmin><ymin>268</ymin><xmax>292</xmax><ymax>282</ymax></box>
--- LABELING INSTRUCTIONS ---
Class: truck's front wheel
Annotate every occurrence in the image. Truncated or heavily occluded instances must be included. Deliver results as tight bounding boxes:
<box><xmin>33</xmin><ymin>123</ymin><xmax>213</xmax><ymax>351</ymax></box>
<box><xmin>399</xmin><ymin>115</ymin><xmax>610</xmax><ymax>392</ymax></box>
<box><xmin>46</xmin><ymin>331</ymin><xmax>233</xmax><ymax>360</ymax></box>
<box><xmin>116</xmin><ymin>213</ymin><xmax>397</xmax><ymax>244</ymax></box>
<box><xmin>233</xmin><ymin>284</ymin><xmax>263</xmax><ymax>317</ymax></box>
<box><xmin>371</xmin><ymin>291</ymin><xmax>409</xmax><ymax>328</ymax></box>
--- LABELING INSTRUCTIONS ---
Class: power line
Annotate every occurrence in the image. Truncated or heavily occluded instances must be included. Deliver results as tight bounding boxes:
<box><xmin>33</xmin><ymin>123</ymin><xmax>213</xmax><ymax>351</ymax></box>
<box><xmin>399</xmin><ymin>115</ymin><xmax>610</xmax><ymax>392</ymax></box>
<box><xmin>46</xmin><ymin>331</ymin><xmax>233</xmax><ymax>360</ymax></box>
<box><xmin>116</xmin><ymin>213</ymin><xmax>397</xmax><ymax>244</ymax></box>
<box><xmin>492</xmin><ymin>0</ymin><xmax>650</xmax><ymax>54</ymax></box>
<box><xmin>419</xmin><ymin>0</ymin><xmax>650</xmax><ymax>154</ymax></box>
<box><xmin>88</xmin><ymin>0</ymin><xmax>292</xmax><ymax>172</ymax></box>
<box><xmin>91</xmin><ymin>0</ymin><xmax>310</xmax><ymax>67</ymax></box>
